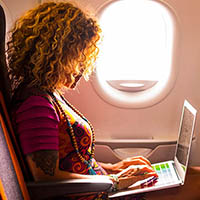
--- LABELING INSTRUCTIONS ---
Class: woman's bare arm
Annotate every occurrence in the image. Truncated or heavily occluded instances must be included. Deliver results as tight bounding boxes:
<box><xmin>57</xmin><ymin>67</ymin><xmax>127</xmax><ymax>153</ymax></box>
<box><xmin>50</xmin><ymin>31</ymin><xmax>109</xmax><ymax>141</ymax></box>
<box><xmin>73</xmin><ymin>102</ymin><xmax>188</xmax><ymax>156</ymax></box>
<box><xmin>26</xmin><ymin>150</ymin><xmax>103</xmax><ymax>181</ymax></box>
<box><xmin>26</xmin><ymin>150</ymin><xmax>157</xmax><ymax>191</ymax></box>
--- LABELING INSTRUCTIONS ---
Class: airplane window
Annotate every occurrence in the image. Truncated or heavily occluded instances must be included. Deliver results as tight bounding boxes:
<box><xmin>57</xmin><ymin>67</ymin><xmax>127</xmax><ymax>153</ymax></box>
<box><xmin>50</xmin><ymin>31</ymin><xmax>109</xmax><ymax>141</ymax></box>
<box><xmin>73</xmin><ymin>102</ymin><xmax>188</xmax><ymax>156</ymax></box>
<box><xmin>92</xmin><ymin>0</ymin><xmax>178</xmax><ymax>108</ymax></box>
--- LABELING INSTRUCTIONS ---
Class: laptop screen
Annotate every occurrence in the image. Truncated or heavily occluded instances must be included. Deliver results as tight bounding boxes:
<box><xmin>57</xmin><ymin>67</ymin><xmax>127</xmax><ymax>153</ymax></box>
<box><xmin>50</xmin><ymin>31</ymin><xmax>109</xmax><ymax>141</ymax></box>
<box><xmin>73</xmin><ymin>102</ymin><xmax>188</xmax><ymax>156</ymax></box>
<box><xmin>174</xmin><ymin>100</ymin><xmax>197</xmax><ymax>182</ymax></box>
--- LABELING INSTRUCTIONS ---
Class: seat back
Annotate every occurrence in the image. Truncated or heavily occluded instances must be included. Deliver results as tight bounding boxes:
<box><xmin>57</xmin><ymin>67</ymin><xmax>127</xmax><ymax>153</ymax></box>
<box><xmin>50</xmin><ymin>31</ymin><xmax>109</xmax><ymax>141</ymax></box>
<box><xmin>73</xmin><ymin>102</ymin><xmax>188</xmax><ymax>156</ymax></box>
<box><xmin>0</xmin><ymin>104</ymin><xmax>30</xmax><ymax>200</ymax></box>
<box><xmin>0</xmin><ymin>177</ymin><xmax>7</xmax><ymax>200</ymax></box>
<box><xmin>0</xmin><ymin>4</ymin><xmax>30</xmax><ymax>200</ymax></box>
<box><xmin>0</xmin><ymin>2</ymin><xmax>33</xmax><ymax>180</ymax></box>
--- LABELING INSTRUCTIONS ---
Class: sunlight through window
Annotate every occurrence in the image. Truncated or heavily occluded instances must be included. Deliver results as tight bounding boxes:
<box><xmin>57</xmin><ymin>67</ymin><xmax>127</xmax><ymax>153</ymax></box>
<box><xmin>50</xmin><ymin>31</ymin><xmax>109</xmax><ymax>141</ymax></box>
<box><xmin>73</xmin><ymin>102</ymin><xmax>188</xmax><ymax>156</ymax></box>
<box><xmin>97</xmin><ymin>0</ymin><xmax>173</xmax><ymax>88</ymax></box>
<box><xmin>92</xmin><ymin>0</ymin><xmax>177</xmax><ymax>108</ymax></box>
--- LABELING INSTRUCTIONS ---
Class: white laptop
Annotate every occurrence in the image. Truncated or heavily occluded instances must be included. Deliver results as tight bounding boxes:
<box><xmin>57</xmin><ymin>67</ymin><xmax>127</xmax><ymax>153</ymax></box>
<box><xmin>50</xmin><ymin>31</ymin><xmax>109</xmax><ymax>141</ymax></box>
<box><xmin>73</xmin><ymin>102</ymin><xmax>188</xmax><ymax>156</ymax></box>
<box><xmin>109</xmin><ymin>99</ymin><xmax>197</xmax><ymax>198</ymax></box>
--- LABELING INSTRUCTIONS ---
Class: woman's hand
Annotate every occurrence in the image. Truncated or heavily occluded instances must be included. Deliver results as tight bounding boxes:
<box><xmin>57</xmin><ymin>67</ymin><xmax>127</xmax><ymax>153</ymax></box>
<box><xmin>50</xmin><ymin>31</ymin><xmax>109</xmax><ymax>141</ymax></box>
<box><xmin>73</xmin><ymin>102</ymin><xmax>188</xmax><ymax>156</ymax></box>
<box><xmin>109</xmin><ymin>164</ymin><xmax>158</xmax><ymax>190</ymax></box>
<box><xmin>107</xmin><ymin>156</ymin><xmax>152</xmax><ymax>174</ymax></box>
<box><xmin>117</xmin><ymin>164</ymin><xmax>155</xmax><ymax>178</ymax></box>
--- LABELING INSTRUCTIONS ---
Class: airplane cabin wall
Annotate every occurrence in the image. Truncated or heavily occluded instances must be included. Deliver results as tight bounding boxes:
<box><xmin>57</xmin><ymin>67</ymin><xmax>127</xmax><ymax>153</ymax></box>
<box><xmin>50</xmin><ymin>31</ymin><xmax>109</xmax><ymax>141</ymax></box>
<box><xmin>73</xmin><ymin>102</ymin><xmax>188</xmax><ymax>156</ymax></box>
<box><xmin>65</xmin><ymin>0</ymin><xmax>200</xmax><ymax>166</ymax></box>
<box><xmin>1</xmin><ymin>0</ymin><xmax>200</xmax><ymax>166</ymax></box>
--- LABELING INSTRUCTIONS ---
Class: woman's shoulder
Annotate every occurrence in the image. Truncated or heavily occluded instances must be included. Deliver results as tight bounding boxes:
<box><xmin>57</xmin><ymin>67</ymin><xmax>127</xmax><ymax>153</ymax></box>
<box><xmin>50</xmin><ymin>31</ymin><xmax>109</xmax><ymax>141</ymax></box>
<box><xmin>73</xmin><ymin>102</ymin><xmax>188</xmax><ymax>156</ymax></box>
<box><xmin>13</xmin><ymin>89</ymin><xmax>59</xmax><ymax>124</ymax></box>
<box><xmin>16</xmin><ymin>95</ymin><xmax>54</xmax><ymax>113</ymax></box>
<box><xmin>13</xmin><ymin>85</ymin><xmax>52</xmax><ymax>103</ymax></box>
<box><xmin>11</xmin><ymin>86</ymin><xmax>58</xmax><ymax>119</ymax></box>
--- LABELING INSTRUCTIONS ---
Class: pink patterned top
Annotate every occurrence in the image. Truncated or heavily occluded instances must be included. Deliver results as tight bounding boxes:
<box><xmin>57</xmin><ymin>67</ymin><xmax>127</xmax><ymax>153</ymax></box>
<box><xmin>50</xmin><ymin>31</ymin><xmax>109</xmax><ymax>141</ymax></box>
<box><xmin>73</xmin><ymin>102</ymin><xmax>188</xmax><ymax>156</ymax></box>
<box><xmin>15</xmin><ymin>95</ymin><xmax>59</xmax><ymax>154</ymax></box>
<box><xmin>14</xmin><ymin>94</ymin><xmax>106</xmax><ymax>175</ymax></box>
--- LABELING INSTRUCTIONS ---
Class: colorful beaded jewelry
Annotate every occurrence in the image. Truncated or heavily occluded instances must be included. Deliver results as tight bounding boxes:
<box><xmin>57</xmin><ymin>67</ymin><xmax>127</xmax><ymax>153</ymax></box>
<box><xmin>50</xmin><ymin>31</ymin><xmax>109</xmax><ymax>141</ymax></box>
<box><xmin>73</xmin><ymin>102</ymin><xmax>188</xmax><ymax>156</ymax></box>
<box><xmin>108</xmin><ymin>174</ymin><xmax>119</xmax><ymax>192</ymax></box>
<box><xmin>48</xmin><ymin>91</ymin><xmax>96</xmax><ymax>175</ymax></box>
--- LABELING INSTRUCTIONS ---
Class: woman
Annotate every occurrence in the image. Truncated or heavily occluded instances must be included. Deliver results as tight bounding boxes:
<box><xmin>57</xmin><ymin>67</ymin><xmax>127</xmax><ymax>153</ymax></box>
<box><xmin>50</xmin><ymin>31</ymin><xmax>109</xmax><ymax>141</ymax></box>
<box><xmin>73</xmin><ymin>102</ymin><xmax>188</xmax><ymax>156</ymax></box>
<box><xmin>7</xmin><ymin>1</ymin><xmax>158</xmax><ymax>199</ymax></box>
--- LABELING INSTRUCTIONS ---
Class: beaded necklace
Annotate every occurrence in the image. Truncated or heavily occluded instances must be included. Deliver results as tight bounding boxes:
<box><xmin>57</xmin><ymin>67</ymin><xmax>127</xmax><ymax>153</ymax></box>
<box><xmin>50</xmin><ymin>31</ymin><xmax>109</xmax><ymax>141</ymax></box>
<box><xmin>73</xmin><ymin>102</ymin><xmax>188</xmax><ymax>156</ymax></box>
<box><xmin>48</xmin><ymin>91</ymin><xmax>96</xmax><ymax>175</ymax></box>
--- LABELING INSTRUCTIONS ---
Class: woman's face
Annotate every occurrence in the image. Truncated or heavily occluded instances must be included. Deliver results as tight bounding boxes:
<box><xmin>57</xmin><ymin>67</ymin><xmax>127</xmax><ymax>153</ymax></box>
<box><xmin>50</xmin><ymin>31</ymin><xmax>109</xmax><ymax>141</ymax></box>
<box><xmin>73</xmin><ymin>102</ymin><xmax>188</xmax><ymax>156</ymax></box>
<box><xmin>64</xmin><ymin>63</ymin><xmax>85</xmax><ymax>89</ymax></box>
<box><xmin>70</xmin><ymin>72</ymin><xmax>83</xmax><ymax>89</ymax></box>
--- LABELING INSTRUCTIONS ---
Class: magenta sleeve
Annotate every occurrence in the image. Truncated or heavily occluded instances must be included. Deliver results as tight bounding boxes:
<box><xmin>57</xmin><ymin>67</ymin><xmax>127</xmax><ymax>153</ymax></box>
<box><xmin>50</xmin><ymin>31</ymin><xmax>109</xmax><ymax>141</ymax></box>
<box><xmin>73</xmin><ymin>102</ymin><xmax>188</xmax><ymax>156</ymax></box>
<box><xmin>15</xmin><ymin>95</ymin><xmax>59</xmax><ymax>155</ymax></box>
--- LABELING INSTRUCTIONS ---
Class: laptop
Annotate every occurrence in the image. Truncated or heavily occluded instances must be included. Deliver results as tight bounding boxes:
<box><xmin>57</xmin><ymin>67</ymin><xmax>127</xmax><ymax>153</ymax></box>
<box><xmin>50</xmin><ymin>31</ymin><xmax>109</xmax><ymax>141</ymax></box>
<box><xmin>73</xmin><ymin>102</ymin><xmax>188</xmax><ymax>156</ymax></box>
<box><xmin>109</xmin><ymin>99</ymin><xmax>197</xmax><ymax>198</ymax></box>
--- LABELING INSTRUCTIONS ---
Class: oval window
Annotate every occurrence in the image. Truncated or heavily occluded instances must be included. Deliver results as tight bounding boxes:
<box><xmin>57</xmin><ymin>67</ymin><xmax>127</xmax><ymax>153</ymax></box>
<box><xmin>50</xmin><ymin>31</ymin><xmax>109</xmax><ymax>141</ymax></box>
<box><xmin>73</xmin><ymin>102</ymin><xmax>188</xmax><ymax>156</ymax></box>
<box><xmin>92</xmin><ymin>0</ymin><xmax>179</xmax><ymax>108</ymax></box>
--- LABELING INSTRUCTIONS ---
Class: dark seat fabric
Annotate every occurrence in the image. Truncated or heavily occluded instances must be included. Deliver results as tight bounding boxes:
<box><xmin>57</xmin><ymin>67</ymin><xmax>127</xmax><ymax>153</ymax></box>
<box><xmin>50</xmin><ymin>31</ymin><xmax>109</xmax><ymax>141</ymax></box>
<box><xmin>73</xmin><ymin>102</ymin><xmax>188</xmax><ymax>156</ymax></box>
<box><xmin>0</xmin><ymin>110</ymin><xmax>28</xmax><ymax>200</ymax></box>
<box><xmin>0</xmin><ymin>5</ymin><xmax>31</xmax><ymax>199</ymax></box>
<box><xmin>0</xmin><ymin>4</ymin><xmax>22</xmax><ymax>199</ymax></box>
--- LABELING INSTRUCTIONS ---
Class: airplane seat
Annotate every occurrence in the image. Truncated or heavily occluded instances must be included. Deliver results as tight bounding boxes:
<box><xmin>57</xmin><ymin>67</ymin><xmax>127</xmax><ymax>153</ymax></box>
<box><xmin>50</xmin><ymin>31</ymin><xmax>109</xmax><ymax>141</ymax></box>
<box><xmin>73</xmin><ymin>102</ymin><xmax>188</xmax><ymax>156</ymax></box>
<box><xmin>0</xmin><ymin>93</ymin><xmax>30</xmax><ymax>200</ymax></box>
<box><xmin>0</xmin><ymin>3</ymin><xmax>33</xmax><ymax>183</ymax></box>
<box><xmin>0</xmin><ymin>4</ymin><xmax>112</xmax><ymax>200</ymax></box>
<box><xmin>0</xmin><ymin>5</ymin><xmax>30</xmax><ymax>199</ymax></box>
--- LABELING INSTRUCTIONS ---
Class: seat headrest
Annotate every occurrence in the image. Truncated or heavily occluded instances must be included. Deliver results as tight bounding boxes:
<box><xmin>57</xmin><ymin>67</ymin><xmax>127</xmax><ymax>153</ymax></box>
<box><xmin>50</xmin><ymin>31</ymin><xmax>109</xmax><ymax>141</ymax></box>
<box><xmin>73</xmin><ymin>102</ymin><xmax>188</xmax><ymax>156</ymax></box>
<box><xmin>0</xmin><ymin>5</ymin><xmax>6</xmax><ymax>49</ymax></box>
<box><xmin>0</xmin><ymin>4</ymin><xmax>12</xmax><ymax>108</ymax></box>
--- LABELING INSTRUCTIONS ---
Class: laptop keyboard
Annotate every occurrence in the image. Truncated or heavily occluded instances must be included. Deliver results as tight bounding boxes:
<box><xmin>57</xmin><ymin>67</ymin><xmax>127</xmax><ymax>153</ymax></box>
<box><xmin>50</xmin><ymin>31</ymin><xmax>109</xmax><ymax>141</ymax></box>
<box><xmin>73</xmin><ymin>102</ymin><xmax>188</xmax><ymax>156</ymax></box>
<box><xmin>152</xmin><ymin>163</ymin><xmax>178</xmax><ymax>186</ymax></box>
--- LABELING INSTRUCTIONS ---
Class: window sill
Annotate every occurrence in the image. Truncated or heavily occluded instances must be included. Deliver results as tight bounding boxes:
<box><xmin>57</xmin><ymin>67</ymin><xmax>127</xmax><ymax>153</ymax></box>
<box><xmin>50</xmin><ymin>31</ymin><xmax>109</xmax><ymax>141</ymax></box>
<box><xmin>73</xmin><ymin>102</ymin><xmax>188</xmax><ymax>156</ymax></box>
<box><xmin>107</xmin><ymin>80</ymin><xmax>158</xmax><ymax>92</ymax></box>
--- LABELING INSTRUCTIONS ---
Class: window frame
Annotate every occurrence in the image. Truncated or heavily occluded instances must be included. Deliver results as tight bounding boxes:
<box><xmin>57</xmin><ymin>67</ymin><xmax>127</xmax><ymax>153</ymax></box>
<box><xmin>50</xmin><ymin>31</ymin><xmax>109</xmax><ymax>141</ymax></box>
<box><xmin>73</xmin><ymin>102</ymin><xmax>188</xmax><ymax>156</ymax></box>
<box><xmin>91</xmin><ymin>0</ymin><xmax>180</xmax><ymax>109</ymax></box>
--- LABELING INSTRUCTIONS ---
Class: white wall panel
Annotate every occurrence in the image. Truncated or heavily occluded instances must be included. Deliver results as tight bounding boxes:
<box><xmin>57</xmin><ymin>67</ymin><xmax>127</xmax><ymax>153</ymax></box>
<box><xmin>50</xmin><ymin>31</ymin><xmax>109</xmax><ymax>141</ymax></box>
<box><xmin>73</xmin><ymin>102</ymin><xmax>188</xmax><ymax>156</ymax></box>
<box><xmin>65</xmin><ymin>0</ymin><xmax>200</xmax><ymax>165</ymax></box>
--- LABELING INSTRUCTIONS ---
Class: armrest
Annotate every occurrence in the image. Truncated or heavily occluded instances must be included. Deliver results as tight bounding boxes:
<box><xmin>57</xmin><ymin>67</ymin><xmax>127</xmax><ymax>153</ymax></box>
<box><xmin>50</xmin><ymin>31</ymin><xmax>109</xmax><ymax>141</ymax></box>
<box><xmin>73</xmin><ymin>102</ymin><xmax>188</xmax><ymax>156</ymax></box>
<box><xmin>27</xmin><ymin>178</ymin><xmax>113</xmax><ymax>200</ymax></box>
<box><xmin>96</xmin><ymin>139</ymin><xmax>177</xmax><ymax>149</ymax></box>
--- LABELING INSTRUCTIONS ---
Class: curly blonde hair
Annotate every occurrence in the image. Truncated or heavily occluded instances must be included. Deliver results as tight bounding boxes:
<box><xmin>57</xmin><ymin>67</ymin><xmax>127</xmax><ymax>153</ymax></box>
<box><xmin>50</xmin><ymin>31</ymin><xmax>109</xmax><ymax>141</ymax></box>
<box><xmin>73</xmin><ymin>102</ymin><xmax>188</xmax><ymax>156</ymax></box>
<box><xmin>7</xmin><ymin>1</ymin><xmax>101</xmax><ymax>92</ymax></box>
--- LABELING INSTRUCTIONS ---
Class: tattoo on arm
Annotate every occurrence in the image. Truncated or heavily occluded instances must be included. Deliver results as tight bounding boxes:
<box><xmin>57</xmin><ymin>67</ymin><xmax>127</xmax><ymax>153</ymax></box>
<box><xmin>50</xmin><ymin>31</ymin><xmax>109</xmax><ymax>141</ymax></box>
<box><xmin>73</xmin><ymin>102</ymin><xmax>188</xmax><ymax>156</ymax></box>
<box><xmin>30</xmin><ymin>150</ymin><xmax>58</xmax><ymax>176</ymax></box>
